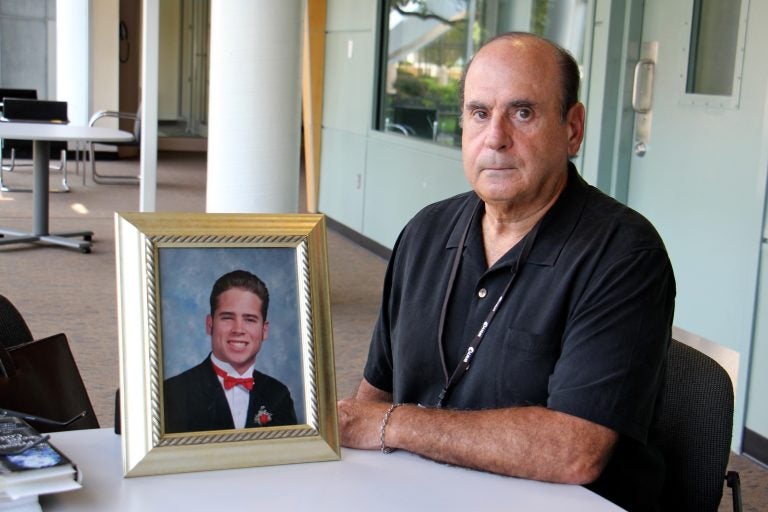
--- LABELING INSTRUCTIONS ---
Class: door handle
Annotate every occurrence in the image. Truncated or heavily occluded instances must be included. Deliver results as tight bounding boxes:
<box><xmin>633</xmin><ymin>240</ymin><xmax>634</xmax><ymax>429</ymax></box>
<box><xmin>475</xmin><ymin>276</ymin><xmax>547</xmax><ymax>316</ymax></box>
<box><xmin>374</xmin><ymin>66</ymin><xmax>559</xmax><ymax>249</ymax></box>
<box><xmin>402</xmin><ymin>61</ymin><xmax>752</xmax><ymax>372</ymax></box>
<box><xmin>633</xmin><ymin>42</ymin><xmax>659</xmax><ymax>158</ymax></box>
<box><xmin>632</xmin><ymin>59</ymin><xmax>655</xmax><ymax>113</ymax></box>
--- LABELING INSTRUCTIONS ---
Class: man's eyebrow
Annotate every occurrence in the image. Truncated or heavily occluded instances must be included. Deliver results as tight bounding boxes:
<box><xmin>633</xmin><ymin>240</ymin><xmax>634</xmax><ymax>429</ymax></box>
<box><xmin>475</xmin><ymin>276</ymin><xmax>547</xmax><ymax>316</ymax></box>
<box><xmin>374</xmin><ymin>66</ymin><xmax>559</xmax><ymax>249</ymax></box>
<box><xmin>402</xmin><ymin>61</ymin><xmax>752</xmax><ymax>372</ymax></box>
<box><xmin>506</xmin><ymin>99</ymin><xmax>536</xmax><ymax>110</ymax></box>
<box><xmin>463</xmin><ymin>100</ymin><xmax>488</xmax><ymax>111</ymax></box>
<box><xmin>463</xmin><ymin>99</ymin><xmax>537</xmax><ymax>111</ymax></box>
<box><xmin>216</xmin><ymin>310</ymin><xmax>260</xmax><ymax>318</ymax></box>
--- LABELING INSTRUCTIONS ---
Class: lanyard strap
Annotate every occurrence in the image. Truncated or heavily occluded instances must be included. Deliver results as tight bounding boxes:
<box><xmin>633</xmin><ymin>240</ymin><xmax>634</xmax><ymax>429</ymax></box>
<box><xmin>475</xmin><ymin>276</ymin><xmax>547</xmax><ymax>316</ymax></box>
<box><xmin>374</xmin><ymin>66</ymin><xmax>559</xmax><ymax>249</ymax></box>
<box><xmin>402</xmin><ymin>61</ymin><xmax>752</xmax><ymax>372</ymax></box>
<box><xmin>435</xmin><ymin>198</ymin><xmax>541</xmax><ymax>408</ymax></box>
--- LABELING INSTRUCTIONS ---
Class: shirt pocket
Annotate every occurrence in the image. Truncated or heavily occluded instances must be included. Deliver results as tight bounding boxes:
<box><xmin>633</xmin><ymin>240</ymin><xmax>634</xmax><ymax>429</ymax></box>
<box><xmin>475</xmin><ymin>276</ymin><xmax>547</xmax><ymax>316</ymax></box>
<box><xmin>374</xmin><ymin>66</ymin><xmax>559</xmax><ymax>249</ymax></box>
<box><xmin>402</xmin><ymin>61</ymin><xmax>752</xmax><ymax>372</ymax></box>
<box><xmin>491</xmin><ymin>326</ymin><xmax>561</xmax><ymax>406</ymax></box>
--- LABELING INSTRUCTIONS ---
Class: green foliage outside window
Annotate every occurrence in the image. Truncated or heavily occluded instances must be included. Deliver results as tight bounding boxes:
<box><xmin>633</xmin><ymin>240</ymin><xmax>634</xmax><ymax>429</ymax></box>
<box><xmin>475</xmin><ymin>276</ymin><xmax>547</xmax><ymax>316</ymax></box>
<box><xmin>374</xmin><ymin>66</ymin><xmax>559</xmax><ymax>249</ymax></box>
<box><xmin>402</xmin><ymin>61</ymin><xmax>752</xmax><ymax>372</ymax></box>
<box><xmin>379</xmin><ymin>0</ymin><xmax>582</xmax><ymax>147</ymax></box>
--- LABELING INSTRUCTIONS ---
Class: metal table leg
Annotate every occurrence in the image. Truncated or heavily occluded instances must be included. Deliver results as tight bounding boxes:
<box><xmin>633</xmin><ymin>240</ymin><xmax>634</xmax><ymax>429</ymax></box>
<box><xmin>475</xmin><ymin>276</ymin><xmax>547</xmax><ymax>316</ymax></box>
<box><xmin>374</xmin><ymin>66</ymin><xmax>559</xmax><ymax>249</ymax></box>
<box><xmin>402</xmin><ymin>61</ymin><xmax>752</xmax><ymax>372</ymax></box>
<box><xmin>0</xmin><ymin>140</ymin><xmax>92</xmax><ymax>253</ymax></box>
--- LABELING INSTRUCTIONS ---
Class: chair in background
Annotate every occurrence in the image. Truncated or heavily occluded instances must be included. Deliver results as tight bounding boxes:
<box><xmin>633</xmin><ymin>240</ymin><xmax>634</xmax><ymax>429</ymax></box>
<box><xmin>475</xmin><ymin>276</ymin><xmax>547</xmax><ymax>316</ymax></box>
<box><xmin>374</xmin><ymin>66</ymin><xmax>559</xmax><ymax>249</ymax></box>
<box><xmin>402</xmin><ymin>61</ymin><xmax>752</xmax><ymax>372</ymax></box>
<box><xmin>655</xmin><ymin>339</ymin><xmax>742</xmax><ymax>511</ymax></box>
<box><xmin>0</xmin><ymin>295</ymin><xmax>99</xmax><ymax>433</ymax></box>
<box><xmin>0</xmin><ymin>89</ymin><xmax>37</xmax><ymax>161</ymax></box>
<box><xmin>0</xmin><ymin>294</ymin><xmax>33</xmax><ymax>350</ymax></box>
<box><xmin>392</xmin><ymin>105</ymin><xmax>438</xmax><ymax>140</ymax></box>
<box><xmin>87</xmin><ymin>107</ymin><xmax>141</xmax><ymax>184</ymax></box>
<box><xmin>0</xmin><ymin>88</ymin><xmax>37</xmax><ymax>106</ymax></box>
<box><xmin>0</xmin><ymin>96</ymin><xmax>71</xmax><ymax>192</ymax></box>
<box><xmin>0</xmin><ymin>88</ymin><xmax>37</xmax><ymax>191</ymax></box>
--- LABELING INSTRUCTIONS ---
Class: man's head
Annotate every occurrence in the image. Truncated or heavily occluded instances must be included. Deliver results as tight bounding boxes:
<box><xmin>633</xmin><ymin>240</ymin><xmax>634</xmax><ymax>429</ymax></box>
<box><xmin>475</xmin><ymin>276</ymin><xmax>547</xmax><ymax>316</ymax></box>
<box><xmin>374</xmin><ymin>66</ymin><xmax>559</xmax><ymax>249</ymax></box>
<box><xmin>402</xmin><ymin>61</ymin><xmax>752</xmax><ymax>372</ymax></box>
<box><xmin>459</xmin><ymin>32</ymin><xmax>585</xmax><ymax>215</ymax></box>
<box><xmin>207</xmin><ymin>270</ymin><xmax>270</xmax><ymax>375</ymax></box>
<box><xmin>459</xmin><ymin>32</ymin><xmax>581</xmax><ymax>122</ymax></box>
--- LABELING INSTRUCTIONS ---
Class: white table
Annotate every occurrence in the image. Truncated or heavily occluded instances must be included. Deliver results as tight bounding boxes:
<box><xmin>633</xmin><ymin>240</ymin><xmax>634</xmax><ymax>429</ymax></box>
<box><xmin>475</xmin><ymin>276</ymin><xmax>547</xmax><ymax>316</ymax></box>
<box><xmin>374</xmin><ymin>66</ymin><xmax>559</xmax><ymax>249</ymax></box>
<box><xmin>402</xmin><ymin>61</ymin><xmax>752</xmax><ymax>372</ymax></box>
<box><xmin>41</xmin><ymin>429</ymin><xmax>622</xmax><ymax>511</ymax></box>
<box><xmin>0</xmin><ymin>122</ymin><xmax>132</xmax><ymax>252</ymax></box>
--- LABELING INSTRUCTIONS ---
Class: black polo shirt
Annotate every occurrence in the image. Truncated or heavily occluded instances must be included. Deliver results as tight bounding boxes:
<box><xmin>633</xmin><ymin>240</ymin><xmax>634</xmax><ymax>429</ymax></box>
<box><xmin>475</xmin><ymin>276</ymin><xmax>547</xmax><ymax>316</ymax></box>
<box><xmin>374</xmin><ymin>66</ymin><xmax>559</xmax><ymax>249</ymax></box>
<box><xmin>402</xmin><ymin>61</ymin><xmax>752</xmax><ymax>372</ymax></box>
<box><xmin>364</xmin><ymin>164</ymin><xmax>675</xmax><ymax>511</ymax></box>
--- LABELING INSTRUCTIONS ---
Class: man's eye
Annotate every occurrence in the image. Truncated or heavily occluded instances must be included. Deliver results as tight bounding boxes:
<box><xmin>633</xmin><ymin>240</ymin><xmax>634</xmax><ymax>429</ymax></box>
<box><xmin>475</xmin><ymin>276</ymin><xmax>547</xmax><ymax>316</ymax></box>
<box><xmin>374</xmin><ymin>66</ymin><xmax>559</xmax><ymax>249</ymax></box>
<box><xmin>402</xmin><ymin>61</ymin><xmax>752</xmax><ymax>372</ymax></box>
<box><xmin>472</xmin><ymin>110</ymin><xmax>487</xmax><ymax>120</ymax></box>
<box><xmin>515</xmin><ymin>108</ymin><xmax>533</xmax><ymax>121</ymax></box>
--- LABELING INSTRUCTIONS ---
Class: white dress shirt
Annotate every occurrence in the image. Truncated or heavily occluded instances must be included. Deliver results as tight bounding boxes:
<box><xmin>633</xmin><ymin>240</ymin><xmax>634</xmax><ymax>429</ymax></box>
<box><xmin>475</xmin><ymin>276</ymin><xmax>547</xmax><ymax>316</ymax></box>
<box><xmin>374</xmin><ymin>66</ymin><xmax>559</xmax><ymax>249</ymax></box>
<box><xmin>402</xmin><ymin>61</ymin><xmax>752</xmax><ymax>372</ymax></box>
<box><xmin>210</xmin><ymin>354</ymin><xmax>255</xmax><ymax>429</ymax></box>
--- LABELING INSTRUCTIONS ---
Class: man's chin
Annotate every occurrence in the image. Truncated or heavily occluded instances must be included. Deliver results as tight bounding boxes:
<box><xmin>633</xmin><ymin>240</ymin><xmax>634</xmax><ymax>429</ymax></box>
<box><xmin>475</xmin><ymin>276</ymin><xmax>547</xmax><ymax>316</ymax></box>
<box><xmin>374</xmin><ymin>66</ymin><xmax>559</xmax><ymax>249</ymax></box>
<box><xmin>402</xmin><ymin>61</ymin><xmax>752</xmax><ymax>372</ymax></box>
<box><xmin>475</xmin><ymin>184</ymin><xmax>523</xmax><ymax>204</ymax></box>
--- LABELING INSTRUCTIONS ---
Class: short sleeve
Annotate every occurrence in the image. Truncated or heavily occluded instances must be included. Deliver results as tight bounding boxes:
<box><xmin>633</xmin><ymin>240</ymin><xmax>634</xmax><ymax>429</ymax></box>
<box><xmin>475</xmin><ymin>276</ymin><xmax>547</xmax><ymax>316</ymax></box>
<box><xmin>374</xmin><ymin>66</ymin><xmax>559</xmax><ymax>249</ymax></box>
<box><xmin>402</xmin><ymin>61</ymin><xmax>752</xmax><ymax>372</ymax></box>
<box><xmin>362</xmin><ymin>231</ymin><xmax>406</xmax><ymax>393</ymax></box>
<box><xmin>547</xmin><ymin>247</ymin><xmax>675</xmax><ymax>443</ymax></box>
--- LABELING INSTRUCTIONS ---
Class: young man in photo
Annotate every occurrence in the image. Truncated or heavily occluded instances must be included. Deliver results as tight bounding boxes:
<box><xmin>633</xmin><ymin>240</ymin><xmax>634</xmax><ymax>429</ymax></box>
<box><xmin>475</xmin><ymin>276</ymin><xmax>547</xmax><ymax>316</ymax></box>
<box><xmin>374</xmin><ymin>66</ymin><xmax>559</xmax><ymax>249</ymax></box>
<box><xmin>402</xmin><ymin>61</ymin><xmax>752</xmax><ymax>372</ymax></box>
<box><xmin>164</xmin><ymin>270</ymin><xmax>297</xmax><ymax>433</ymax></box>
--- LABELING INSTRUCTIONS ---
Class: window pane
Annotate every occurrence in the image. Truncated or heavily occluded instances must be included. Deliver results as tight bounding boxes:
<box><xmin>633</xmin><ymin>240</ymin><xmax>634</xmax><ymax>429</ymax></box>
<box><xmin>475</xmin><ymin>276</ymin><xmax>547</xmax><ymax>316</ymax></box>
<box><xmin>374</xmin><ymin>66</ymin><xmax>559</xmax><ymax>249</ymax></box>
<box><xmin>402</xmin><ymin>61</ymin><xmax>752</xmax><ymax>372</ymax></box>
<box><xmin>376</xmin><ymin>0</ymin><xmax>588</xmax><ymax>147</ymax></box>
<box><xmin>686</xmin><ymin>0</ymin><xmax>742</xmax><ymax>96</ymax></box>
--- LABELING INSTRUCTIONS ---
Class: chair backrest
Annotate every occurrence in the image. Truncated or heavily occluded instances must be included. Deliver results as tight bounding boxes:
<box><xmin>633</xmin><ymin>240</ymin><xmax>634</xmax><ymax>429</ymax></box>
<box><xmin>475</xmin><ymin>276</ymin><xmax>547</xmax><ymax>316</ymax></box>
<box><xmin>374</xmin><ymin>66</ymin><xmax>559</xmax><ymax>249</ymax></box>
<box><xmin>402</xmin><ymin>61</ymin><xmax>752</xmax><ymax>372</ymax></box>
<box><xmin>0</xmin><ymin>88</ymin><xmax>38</xmax><ymax>110</ymax></box>
<box><xmin>1</xmin><ymin>99</ymin><xmax>68</xmax><ymax>157</ymax></box>
<box><xmin>0</xmin><ymin>90</ymin><xmax>38</xmax><ymax>157</ymax></box>
<box><xmin>655</xmin><ymin>339</ymin><xmax>734</xmax><ymax>511</ymax></box>
<box><xmin>2</xmin><ymin>98</ymin><xmax>68</xmax><ymax>124</ymax></box>
<box><xmin>393</xmin><ymin>105</ymin><xmax>437</xmax><ymax>139</ymax></box>
<box><xmin>0</xmin><ymin>295</ymin><xmax>34</xmax><ymax>349</ymax></box>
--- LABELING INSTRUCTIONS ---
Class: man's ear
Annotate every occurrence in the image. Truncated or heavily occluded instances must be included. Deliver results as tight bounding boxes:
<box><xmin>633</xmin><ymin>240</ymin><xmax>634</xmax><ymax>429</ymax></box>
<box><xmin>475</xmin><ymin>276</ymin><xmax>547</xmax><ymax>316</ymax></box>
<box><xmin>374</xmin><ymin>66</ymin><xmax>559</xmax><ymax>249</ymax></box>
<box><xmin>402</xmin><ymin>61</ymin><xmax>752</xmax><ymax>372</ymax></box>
<box><xmin>262</xmin><ymin>320</ymin><xmax>269</xmax><ymax>341</ymax></box>
<box><xmin>566</xmin><ymin>102</ymin><xmax>585</xmax><ymax>157</ymax></box>
<box><xmin>206</xmin><ymin>314</ymin><xmax>213</xmax><ymax>335</ymax></box>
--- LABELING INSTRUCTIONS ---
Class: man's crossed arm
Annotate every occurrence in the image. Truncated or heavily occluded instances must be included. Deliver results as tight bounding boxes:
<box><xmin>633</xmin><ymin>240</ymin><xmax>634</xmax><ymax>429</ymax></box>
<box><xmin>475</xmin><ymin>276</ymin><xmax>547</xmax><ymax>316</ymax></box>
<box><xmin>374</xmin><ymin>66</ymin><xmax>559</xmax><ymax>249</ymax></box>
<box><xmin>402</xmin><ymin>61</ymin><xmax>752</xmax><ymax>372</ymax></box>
<box><xmin>337</xmin><ymin>379</ymin><xmax>618</xmax><ymax>485</ymax></box>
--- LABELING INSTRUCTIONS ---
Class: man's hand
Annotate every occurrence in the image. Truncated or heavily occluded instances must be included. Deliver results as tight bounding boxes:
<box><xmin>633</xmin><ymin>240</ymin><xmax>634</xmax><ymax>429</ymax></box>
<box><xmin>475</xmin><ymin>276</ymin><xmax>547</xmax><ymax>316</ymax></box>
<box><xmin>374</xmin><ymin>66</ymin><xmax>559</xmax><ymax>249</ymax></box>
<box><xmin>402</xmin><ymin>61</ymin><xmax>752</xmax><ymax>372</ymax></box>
<box><xmin>337</xmin><ymin>397</ymin><xmax>392</xmax><ymax>450</ymax></box>
<box><xmin>337</xmin><ymin>379</ymin><xmax>393</xmax><ymax>449</ymax></box>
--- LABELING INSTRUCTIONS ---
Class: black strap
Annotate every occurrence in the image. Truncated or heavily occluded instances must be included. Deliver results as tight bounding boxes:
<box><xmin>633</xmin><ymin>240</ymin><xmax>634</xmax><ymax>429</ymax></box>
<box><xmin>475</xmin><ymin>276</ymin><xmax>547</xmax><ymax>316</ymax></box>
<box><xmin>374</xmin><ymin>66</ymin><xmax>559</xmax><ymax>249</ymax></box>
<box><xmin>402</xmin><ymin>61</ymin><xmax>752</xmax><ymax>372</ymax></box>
<box><xmin>435</xmin><ymin>198</ymin><xmax>541</xmax><ymax>408</ymax></box>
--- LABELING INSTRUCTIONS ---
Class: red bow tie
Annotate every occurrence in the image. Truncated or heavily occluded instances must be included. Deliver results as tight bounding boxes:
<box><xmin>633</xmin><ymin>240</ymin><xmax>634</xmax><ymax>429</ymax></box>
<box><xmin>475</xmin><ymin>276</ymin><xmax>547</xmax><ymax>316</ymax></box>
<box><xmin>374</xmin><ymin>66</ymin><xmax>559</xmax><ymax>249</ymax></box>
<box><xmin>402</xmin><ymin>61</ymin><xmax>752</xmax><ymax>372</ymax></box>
<box><xmin>212</xmin><ymin>362</ymin><xmax>254</xmax><ymax>391</ymax></box>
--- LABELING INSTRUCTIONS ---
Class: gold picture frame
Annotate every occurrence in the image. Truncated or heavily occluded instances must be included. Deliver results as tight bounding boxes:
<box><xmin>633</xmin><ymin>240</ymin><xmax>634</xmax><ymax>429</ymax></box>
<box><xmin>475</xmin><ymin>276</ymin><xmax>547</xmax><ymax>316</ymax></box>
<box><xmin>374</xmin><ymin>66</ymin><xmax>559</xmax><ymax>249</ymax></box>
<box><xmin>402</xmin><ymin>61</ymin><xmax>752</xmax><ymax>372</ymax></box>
<box><xmin>114</xmin><ymin>212</ymin><xmax>339</xmax><ymax>477</ymax></box>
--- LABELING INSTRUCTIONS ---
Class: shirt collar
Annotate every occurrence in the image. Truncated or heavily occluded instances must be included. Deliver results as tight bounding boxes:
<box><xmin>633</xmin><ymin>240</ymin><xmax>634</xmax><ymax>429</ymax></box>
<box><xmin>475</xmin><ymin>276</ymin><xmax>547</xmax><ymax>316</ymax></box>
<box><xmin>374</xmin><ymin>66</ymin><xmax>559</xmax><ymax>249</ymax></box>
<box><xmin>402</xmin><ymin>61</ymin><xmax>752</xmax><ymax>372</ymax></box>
<box><xmin>528</xmin><ymin>162</ymin><xmax>588</xmax><ymax>266</ymax></box>
<box><xmin>210</xmin><ymin>353</ymin><xmax>255</xmax><ymax>377</ymax></box>
<box><xmin>446</xmin><ymin>192</ymin><xmax>482</xmax><ymax>249</ymax></box>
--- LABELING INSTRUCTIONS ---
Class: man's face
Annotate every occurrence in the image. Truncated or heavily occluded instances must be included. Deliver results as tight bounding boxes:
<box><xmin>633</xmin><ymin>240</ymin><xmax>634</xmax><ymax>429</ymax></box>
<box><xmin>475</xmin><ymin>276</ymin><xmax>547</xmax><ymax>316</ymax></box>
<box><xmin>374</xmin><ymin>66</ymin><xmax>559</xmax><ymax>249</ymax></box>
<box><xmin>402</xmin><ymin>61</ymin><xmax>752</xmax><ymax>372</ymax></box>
<box><xmin>207</xmin><ymin>287</ymin><xmax>269</xmax><ymax>375</ymax></box>
<box><xmin>461</xmin><ymin>37</ymin><xmax>584</xmax><ymax>212</ymax></box>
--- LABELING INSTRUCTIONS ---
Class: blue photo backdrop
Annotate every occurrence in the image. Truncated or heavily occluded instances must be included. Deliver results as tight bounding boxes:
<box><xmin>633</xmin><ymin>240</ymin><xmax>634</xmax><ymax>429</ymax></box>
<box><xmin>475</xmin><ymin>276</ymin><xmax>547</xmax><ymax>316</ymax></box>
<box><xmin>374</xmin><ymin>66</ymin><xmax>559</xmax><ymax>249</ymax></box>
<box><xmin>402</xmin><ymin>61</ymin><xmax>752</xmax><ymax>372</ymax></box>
<box><xmin>158</xmin><ymin>247</ymin><xmax>306</xmax><ymax>423</ymax></box>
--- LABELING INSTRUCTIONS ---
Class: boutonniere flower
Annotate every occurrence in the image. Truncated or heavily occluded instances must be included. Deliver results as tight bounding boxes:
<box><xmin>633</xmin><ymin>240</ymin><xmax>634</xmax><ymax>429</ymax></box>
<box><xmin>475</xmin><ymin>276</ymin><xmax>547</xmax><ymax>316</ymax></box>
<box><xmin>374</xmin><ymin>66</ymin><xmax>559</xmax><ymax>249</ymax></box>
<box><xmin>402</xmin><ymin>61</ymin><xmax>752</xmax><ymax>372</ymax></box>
<box><xmin>255</xmin><ymin>405</ymin><xmax>273</xmax><ymax>426</ymax></box>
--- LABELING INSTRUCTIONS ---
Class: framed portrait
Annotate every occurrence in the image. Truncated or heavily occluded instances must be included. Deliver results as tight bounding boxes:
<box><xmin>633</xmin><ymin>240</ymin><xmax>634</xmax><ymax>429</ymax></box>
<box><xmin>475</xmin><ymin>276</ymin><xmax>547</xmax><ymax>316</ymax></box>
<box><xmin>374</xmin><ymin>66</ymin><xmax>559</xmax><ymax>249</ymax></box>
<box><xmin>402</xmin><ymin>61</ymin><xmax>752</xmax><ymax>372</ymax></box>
<box><xmin>114</xmin><ymin>212</ymin><xmax>339</xmax><ymax>477</ymax></box>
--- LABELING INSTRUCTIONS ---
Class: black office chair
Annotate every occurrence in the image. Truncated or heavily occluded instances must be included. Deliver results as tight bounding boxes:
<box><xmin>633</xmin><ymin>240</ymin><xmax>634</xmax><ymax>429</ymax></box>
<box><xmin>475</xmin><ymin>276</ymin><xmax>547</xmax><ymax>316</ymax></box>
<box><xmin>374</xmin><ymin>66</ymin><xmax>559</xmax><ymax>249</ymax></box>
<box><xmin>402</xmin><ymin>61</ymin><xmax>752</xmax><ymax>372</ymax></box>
<box><xmin>0</xmin><ymin>89</ymin><xmax>37</xmax><ymax>168</ymax></box>
<box><xmin>655</xmin><ymin>339</ymin><xmax>742</xmax><ymax>511</ymax></box>
<box><xmin>87</xmin><ymin>106</ymin><xmax>141</xmax><ymax>184</ymax></box>
<box><xmin>0</xmin><ymin>88</ymin><xmax>36</xmax><ymax>191</ymax></box>
<box><xmin>0</xmin><ymin>96</ymin><xmax>71</xmax><ymax>192</ymax></box>
<box><xmin>0</xmin><ymin>294</ymin><xmax>34</xmax><ymax>350</ymax></box>
<box><xmin>392</xmin><ymin>105</ymin><xmax>438</xmax><ymax>139</ymax></box>
<box><xmin>0</xmin><ymin>295</ymin><xmax>99</xmax><ymax>433</ymax></box>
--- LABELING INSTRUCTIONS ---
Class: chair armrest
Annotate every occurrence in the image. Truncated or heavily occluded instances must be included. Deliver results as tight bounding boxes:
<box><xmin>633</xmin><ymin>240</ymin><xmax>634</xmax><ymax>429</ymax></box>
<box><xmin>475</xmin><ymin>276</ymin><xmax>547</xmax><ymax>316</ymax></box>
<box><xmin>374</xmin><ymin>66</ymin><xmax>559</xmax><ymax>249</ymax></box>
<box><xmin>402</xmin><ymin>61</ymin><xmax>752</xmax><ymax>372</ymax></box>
<box><xmin>726</xmin><ymin>471</ymin><xmax>742</xmax><ymax>512</ymax></box>
<box><xmin>89</xmin><ymin>110</ymin><xmax>139</xmax><ymax>127</ymax></box>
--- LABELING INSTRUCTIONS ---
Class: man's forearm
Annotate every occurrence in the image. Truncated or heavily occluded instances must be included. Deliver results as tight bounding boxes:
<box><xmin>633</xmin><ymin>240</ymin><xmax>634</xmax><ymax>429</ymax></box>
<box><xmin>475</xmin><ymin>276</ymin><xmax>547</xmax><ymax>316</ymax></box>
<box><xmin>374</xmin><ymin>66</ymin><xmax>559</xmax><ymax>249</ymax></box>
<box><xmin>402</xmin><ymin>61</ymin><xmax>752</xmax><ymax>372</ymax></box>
<box><xmin>385</xmin><ymin>403</ymin><xmax>616</xmax><ymax>484</ymax></box>
<box><xmin>338</xmin><ymin>380</ymin><xmax>617</xmax><ymax>485</ymax></box>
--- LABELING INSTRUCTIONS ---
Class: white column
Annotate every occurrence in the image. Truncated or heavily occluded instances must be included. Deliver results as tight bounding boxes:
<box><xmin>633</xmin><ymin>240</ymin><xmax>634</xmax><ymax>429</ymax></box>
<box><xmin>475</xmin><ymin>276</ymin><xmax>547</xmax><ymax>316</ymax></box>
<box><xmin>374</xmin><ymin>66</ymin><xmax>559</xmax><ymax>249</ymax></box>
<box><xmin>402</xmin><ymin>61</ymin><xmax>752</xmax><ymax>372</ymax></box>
<box><xmin>206</xmin><ymin>0</ymin><xmax>303</xmax><ymax>213</ymax></box>
<box><xmin>140</xmin><ymin>0</ymin><xmax>160</xmax><ymax>212</ymax></box>
<box><xmin>56</xmin><ymin>0</ymin><xmax>90</xmax><ymax>125</ymax></box>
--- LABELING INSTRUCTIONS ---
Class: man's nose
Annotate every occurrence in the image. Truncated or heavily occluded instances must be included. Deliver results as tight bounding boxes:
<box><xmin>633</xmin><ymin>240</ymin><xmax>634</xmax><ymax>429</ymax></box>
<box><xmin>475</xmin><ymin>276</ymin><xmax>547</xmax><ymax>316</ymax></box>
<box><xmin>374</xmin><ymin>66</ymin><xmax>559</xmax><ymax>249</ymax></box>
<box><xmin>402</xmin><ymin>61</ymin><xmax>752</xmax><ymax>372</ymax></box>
<box><xmin>232</xmin><ymin>317</ymin><xmax>245</xmax><ymax>333</ymax></box>
<box><xmin>484</xmin><ymin>115</ymin><xmax>512</xmax><ymax>151</ymax></box>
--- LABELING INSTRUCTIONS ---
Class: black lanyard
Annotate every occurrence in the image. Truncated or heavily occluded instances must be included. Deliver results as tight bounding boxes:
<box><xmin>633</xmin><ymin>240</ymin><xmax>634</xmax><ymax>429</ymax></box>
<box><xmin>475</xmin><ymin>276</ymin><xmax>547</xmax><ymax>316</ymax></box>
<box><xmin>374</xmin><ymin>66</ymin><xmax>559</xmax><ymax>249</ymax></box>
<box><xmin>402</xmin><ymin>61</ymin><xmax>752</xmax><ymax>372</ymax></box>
<box><xmin>435</xmin><ymin>198</ymin><xmax>541</xmax><ymax>408</ymax></box>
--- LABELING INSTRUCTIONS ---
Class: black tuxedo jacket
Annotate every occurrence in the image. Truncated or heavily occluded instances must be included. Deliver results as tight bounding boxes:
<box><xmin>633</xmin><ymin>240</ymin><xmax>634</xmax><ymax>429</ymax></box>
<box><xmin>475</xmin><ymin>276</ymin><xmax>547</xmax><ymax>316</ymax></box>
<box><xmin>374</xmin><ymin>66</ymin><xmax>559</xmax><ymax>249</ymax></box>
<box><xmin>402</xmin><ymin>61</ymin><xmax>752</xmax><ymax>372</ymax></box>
<box><xmin>163</xmin><ymin>355</ymin><xmax>297</xmax><ymax>434</ymax></box>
